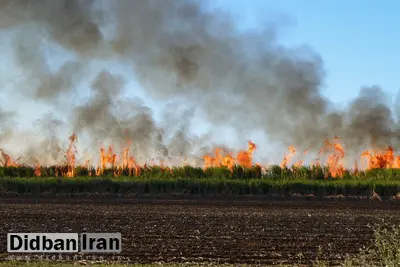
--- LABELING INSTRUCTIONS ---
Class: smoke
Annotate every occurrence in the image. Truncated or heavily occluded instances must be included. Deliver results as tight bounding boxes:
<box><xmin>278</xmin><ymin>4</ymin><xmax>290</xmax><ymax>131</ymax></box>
<box><xmin>12</xmin><ymin>25</ymin><xmax>87</xmax><ymax>106</ymax></box>
<box><xmin>71</xmin><ymin>71</ymin><xmax>209</xmax><ymax>164</ymax></box>
<box><xmin>345</xmin><ymin>86</ymin><xmax>397</xmax><ymax>150</ymax></box>
<box><xmin>0</xmin><ymin>0</ymin><xmax>103</xmax><ymax>54</ymax></box>
<box><xmin>0</xmin><ymin>108</ymin><xmax>15</xmax><ymax>143</ymax></box>
<box><xmin>23</xmin><ymin>115</ymin><xmax>66</xmax><ymax>165</ymax></box>
<box><xmin>0</xmin><ymin>0</ymin><xmax>398</xmax><ymax>166</ymax></box>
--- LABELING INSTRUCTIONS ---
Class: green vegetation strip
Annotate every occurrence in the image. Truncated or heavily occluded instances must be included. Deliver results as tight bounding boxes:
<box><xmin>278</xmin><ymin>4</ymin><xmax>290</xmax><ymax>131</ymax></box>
<box><xmin>0</xmin><ymin>177</ymin><xmax>399</xmax><ymax>197</ymax></box>
<box><xmin>2</xmin><ymin>165</ymin><xmax>400</xmax><ymax>181</ymax></box>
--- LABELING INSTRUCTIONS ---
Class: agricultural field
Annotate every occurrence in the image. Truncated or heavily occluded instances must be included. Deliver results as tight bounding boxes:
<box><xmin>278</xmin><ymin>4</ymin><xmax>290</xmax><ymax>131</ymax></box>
<box><xmin>0</xmin><ymin>198</ymin><xmax>399</xmax><ymax>266</ymax></box>
<box><xmin>1</xmin><ymin>138</ymin><xmax>400</xmax><ymax>266</ymax></box>
<box><xmin>1</xmin><ymin>0</ymin><xmax>398</xmax><ymax>265</ymax></box>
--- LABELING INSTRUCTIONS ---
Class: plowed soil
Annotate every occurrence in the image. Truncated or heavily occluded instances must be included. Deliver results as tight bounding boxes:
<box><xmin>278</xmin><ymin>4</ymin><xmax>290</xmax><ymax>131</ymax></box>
<box><xmin>0</xmin><ymin>197</ymin><xmax>399</xmax><ymax>266</ymax></box>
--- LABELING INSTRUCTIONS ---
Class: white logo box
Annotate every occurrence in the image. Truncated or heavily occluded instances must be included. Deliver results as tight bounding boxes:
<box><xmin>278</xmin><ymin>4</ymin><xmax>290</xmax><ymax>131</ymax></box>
<box><xmin>8</xmin><ymin>233</ymin><xmax>121</xmax><ymax>253</ymax></box>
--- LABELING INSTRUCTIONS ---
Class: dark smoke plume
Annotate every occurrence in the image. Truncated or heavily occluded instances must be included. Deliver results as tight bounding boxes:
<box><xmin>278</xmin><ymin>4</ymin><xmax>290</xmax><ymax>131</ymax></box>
<box><xmin>0</xmin><ymin>0</ymin><xmax>398</xmax><ymax>165</ymax></box>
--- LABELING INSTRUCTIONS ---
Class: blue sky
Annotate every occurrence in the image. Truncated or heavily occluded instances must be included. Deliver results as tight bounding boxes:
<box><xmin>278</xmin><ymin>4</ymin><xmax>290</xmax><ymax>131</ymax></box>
<box><xmin>213</xmin><ymin>0</ymin><xmax>400</xmax><ymax>106</ymax></box>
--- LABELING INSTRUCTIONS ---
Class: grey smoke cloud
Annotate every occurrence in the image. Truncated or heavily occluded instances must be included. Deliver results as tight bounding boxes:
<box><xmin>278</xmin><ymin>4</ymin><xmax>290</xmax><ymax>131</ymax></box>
<box><xmin>0</xmin><ymin>0</ymin><xmax>398</xmax><ymax>166</ymax></box>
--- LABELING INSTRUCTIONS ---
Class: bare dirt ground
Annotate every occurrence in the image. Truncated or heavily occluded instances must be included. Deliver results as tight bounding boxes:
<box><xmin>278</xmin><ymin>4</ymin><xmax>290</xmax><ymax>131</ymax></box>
<box><xmin>0</xmin><ymin>197</ymin><xmax>399</xmax><ymax>266</ymax></box>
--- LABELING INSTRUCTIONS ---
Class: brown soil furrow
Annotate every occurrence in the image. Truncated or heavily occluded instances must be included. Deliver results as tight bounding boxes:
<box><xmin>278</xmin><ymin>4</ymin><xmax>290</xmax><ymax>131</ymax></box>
<box><xmin>0</xmin><ymin>198</ymin><xmax>399</xmax><ymax>265</ymax></box>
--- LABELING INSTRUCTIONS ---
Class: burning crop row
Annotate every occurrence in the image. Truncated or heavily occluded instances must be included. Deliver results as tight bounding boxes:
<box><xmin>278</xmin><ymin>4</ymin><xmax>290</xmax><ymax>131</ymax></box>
<box><xmin>1</xmin><ymin>134</ymin><xmax>400</xmax><ymax>179</ymax></box>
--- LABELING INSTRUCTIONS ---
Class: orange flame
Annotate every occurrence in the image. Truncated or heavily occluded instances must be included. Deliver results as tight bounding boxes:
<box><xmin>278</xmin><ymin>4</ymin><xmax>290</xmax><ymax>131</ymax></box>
<box><xmin>34</xmin><ymin>164</ymin><xmax>41</xmax><ymax>177</ymax></box>
<box><xmin>321</xmin><ymin>137</ymin><xmax>345</xmax><ymax>178</ymax></box>
<box><xmin>64</xmin><ymin>133</ymin><xmax>77</xmax><ymax>178</ymax></box>
<box><xmin>4</xmin><ymin>132</ymin><xmax>400</xmax><ymax>179</ymax></box>
<box><xmin>361</xmin><ymin>146</ymin><xmax>400</xmax><ymax>170</ymax></box>
<box><xmin>203</xmin><ymin>140</ymin><xmax>257</xmax><ymax>170</ymax></box>
<box><xmin>0</xmin><ymin>149</ymin><xmax>19</xmax><ymax>167</ymax></box>
<box><xmin>280</xmin><ymin>146</ymin><xmax>296</xmax><ymax>168</ymax></box>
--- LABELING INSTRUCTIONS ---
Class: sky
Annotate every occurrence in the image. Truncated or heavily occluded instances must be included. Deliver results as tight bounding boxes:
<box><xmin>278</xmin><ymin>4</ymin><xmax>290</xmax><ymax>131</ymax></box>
<box><xmin>1</xmin><ymin>0</ymin><xmax>398</xmax><ymax>116</ymax></box>
<box><xmin>213</xmin><ymin>0</ymin><xmax>400</xmax><ymax>105</ymax></box>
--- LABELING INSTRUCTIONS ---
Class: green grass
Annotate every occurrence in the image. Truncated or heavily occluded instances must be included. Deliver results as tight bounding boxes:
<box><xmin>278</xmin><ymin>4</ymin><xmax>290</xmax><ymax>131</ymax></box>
<box><xmin>0</xmin><ymin>165</ymin><xmax>399</xmax><ymax>197</ymax></box>
<box><xmin>0</xmin><ymin>176</ymin><xmax>398</xmax><ymax>197</ymax></box>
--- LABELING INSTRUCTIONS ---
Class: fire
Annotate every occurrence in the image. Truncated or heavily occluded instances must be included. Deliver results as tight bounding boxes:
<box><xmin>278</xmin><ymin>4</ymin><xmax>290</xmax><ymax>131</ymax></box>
<box><xmin>323</xmin><ymin>137</ymin><xmax>345</xmax><ymax>178</ymax></box>
<box><xmin>280</xmin><ymin>137</ymin><xmax>345</xmax><ymax>177</ymax></box>
<box><xmin>2</xmin><ymin>132</ymin><xmax>400</xmax><ymax>179</ymax></box>
<box><xmin>362</xmin><ymin>146</ymin><xmax>400</xmax><ymax>169</ymax></box>
<box><xmin>203</xmin><ymin>141</ymin><xmax>256</xmax><ymax>170</ymax></box>
<box><xmin>294</xmin><ymin>160</ymin><xmax>303</xmax><ymax>167</ymax></box>
<box><xmin>64</xmin><ymin>133</ymin><xmax>77</xmax><ymax>178</ymax></box>
<box><xmin>0</xmin><ymin>149</ymin><xmax>19</xmax><ymax>167</ymax></box>
<box><xmin>34</xmin><ymin>164</ymin><xmax>41</xmax><ymax>177</ymax></box>
<box><xmin>203</xmin><ymin>148</ymin><xmax>235</xmax><ymax>170</ymax></box>
<box><xmin>222</xmin><ymin>154</ymin><xmax>235</xmax><ymax>170</ymax></box>
<box><xmin>115</xmin><ymin>140</ymin><xmax>141</xmax><ymax>176</ymax></box>
<box><xmin>97</xmin><ymin>145</ymin><xmax>117</xmax><ymax>175</ymax></box>
<box><xmin>237</xmin><ymin>141</ymin><xmax>256</xmax><ymax>168</ymax></box>
<box><xmin>203</xmin><ymin>148</ymin><xmax>222</xmax><ymax>169</ymax></box>
<box><xmin>280</xmin><ymin>146</ymin><xmax>296</xmax><ymax>168</ymax></box>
